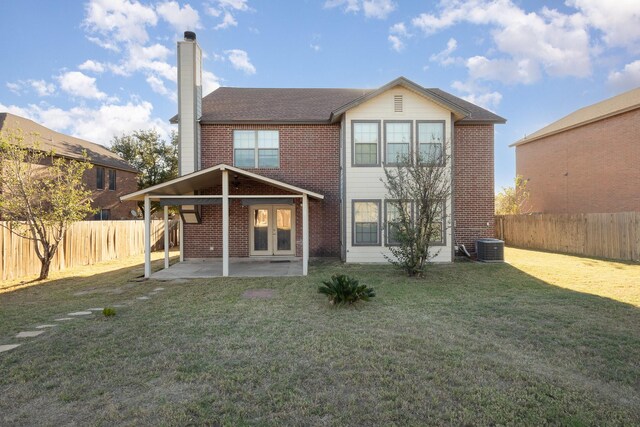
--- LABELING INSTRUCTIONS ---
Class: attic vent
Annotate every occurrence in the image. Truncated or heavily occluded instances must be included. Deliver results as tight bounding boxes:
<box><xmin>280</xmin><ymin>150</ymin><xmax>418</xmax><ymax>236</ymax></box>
<box><xmin>394</xmin><ymin>95</ymin><xmax>403</xmax><ymax>112</ymax></box>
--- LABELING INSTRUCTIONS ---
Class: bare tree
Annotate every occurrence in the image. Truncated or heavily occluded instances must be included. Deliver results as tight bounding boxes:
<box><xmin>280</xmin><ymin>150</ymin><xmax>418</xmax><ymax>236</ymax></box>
<box><xmin>382</xmin><ymin>142</ymin><xmax>451</xmax><ymax>276</ymax></box>
<box><xmin>0</xmin><ymin>128</ymin><xmax>95</xmax><ymax>280</ymax></box>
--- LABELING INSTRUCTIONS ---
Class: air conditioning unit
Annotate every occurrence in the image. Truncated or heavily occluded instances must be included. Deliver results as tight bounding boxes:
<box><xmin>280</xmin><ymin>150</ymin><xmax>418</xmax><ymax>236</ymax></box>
<box><xmin>476</xmin><ymin>238</ymin><xmax>504</xmax><ymax>262</ymax></box>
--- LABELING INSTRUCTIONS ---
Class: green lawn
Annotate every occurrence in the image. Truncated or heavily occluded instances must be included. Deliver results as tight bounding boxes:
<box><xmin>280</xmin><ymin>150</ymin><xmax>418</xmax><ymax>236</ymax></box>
<box><xmin>1</xmin><ymin>249</ymin><xmax>639</xmax><ymax>425</ymax></box>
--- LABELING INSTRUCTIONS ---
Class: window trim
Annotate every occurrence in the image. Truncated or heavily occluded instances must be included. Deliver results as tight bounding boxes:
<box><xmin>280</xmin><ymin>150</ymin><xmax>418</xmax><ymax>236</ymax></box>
<box><xmin>232</xmin><ymin>130</ymin><xmax>280</xmax><ymax>169</ymax></box>
<box><xmin>383</xmin><ymin>120</ymin><xmax>413</xmax><ymax>166</ymax></box>
<box><xmin>416</xmin><ymin>120</ymin><xmax>446</xmax><ymax>166</ymax></box>
<box><xmin>384</xmin><ymin>199</ymin><xmax>413</xmax><ymax>247</ymax></box>
<box><xmin>351</xmin><ymin>120</ymin><xmax>381</xmax><ymax>167</ymax></box>
<box><xmin>351</xmin><ymin>199</ymin><xmax>382</xmax><ymax>246</ymax></box>
<box><xmin>96</xmin><ymin>166</ymin><xmax>105</xmax><ymax>190</ymax></box>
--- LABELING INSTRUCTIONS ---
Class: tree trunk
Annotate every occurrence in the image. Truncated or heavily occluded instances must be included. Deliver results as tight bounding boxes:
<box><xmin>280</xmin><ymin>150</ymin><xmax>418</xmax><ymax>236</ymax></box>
<box><xmin>38</xmin><ymin>257</ymin><xmax>51</xmax><ymax>280</ymax></box>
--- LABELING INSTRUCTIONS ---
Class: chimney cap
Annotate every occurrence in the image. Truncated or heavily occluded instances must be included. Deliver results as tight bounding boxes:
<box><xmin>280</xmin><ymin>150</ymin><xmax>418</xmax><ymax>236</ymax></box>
<box><xmin>184</xmin><ymin>31</ymin><xmax>196</xmax><ymax>41</ymax></box>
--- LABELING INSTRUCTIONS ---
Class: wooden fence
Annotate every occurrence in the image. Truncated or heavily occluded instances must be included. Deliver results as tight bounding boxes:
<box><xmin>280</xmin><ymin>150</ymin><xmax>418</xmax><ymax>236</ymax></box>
<box><xmin>495</xmin><ymin>212</ymin><xmax>640</xmax><ymax>262</ymax></box>
<box><xmin>0</xmin><ymin>220</ymin><xmax>179</xmax><ymax>281</ymax></box>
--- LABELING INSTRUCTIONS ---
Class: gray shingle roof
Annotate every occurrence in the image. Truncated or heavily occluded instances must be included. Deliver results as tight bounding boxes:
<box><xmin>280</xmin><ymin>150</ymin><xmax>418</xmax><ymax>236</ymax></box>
<box><xmin>170</xmin><ymin>79</ymin><xmax>506</xmax><ymax>124</ymax></box>
<box><xmin>0</xmin><ymin>113</ymin><xmax>138</xmax><ymax>173</ymax></box>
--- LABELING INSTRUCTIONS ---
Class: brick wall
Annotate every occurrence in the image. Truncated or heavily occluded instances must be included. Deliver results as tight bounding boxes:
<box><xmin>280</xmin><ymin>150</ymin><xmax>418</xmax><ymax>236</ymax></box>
<box><xmin>185</xmin><ymin>123</ymin><xmax>341</xmax><ymax>258</ymax></box>
<box><xmin>516</xmin><ymin>108</ymin><xmax>640</xmax><ymax>213</ymax></box>
<box><xmin>85</xmin><ymin>167</ymin><xmax>139</xmax><ymax>220</ymax></box>
<box><xmin>453</xmin><ymin>124</ymin><xmax>496</xmax><ymax>251</ymax></box>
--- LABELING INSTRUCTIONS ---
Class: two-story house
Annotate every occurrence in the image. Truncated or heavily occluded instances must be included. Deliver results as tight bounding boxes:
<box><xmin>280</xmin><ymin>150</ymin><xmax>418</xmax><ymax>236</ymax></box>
<box><xmin>0</xmin><ymin>112</ymin><xmax>139</xmax><ymax>220</ymax></box>
<box><xmin>123</xmin><ymin>32</ymin><xmax>505</xmax><ymax>278</ymax></box>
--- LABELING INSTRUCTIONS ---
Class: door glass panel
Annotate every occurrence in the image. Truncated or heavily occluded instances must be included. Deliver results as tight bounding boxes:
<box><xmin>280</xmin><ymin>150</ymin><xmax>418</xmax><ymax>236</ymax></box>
<box><xmin>276</xmin><ymin>208</ymin><xmax>292</xmax><ymax>251</ymax></box>
<box><xmin>253</xmin><ymin>209</ymin><xmax>269</xmax><ymax>251</ymax></box>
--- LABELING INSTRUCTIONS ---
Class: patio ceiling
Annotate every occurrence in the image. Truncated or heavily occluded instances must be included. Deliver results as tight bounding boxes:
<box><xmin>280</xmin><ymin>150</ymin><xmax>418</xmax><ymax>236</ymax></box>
<box><xmin>120</xmin><ymin>163</ymin><xmax>324</xmax><ymax>201</ymax></box>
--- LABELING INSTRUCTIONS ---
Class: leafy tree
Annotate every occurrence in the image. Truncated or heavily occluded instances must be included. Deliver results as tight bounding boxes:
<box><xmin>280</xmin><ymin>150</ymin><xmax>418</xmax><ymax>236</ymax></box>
<box><xmin>495</xmin><ymin>175</ymin><xmax>530</xmax><ymax>215</ymax></box>
<box><xmin>382</xmin><ymin>146</ymin><xmax>451</xmax><ymax>277</ymax></box>
<box><xmin>0</xmin><ymin>128</ymin><xmax>95</xmax><ymax>280</ymax></box>
<box><xmin>110</xmin><ymin>130</ymin><xmax>178</xmax><ymax>214</ymax></box>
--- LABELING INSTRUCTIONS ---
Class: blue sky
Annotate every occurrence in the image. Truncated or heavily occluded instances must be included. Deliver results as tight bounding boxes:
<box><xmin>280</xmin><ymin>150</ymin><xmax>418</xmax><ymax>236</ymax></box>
<box><xmin>1</xmin><ymin>0</ymin><xmax>639</xmax><ymax>191</ymax></box>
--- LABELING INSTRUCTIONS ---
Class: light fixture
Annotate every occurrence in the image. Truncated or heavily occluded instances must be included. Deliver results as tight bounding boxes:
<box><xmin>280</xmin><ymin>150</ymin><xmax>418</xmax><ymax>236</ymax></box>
<box><xmin>179</xmin><ymin>204</ymin><xmax>201</xmax><ymax>224</ymax></box>
<box><xmin>232</xmin><ymin>174</ymin><xmax>241</xmax><ymax>189</ymax></box>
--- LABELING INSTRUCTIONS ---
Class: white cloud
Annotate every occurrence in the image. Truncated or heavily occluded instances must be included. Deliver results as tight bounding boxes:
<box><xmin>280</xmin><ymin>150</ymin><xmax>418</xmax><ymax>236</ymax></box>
<box><xmin>225</xmin><ymin>49</ymin><xmax>256</xmax><ymax>75</ymax></box>
<box><xmin>57</xmin><ymin>71</ymin><xmax>107</xmax><ymax>100</ymax></box>
<box><xmin>156</xmin><ymin>1</ymin><xmax>201</xmax><ymax>31</ymax></box>
<box><xmin>412</xmin><ymin>1</ymin><xmax>592</xmax><ymax>84</ymax></box>
<box><xmin>79</xmin><ymin>59</ymin><xmax>106</xmax><ymax>73</ymax></box>
<box><xmin>388</xmin><ymin>35</ymin><xmax>404</xmax><ymax>52</ymax></box>
<box><xmin>0</xmin><ymin>101</ymin><xmax>172</xmax><ymax>146</ymax></box>
<box><xmin>310</xmin><ymin>44</ymin><xmax>321</xmax><ymax>52</ymax></box>
<box><xmin>83</xmin><ymin>0</ymin><xmax>158</xmax><ymax>47</ymax></box>
<box><xmin>362</xmin><ymin>0</ymin><xmax>396</xmax><ymax>19</ymax></box>
<box><xmin>325</xmin><ymin>0</ymin><xmax>395</xmax><ymax>19</ymax></box>
<box><xmin>214</xmin><ymin>12</ymin><xmax>237</xmax><ymax>30</ymax></box>
<box><xmin>608</xmin><ymin>60</ymin><xmax>640</xmax><ymax>91</ymax></box>
<box><xmin>202</xmin><ymin>70</ymin><xmax>221</xmax><ymax>95</ymax></box>
<box><xmin>209</xmin><ymin>0</ymin><xmax>251</xmax><ymax>30</ymax></box>
<box><xmin>6</xmin><ymin>80</ymin><xmax>55</xmax><ymax>97</ymax></box>
<box><xmin>430</xmin><ymin>38</ymin><xmax>458</xmax><ymax>66</ymax></box>
<box><xmin>568</xmin><ymin>0</ymin><xmax>640</xmax><ymax>50</ymax></box>
<box><xmin>30</xmin><ymin>80</ymin><xmax>56</xmax><ymax>97</ymax></box>
<box><xmin>466</xmin><ymin>56</ymin><xmax>541</xmax><ymax>85</ymax></box>
<box><xmin>451</xmin><ymin>80</ymin><xmax>502</xmax><ymax>111</ymax></box>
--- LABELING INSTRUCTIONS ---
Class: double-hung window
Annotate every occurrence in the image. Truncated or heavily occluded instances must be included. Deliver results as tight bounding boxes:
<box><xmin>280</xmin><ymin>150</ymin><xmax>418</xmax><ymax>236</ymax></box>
<box><xmin>385</xmin><ymin>200</ymin><xmax>411</xmax><ymax>246</ymax></box>
<box><xmin>108</xmin><ymin>169</ymin><xmax>116</xmax><ymax>191</ymax></box>
<box><xmin>233</xmin><ymin>130</ymin><xmax>279</xmax><ymax>168</ymax></box>
<box><xmin>417</xmin><ymin>121</ymin><xmax>445</xmax><ymax>165</ymax></box>
<box><xmin>96</xmin><ymin>167</ymin><xmax>105</xmax><ymax>190</ymax></box>
<box><xmin>426</xmin><ymin>201</ymin><xmax>445</xmax><ymax>245</ymax></box>
<box><xmin>352</xmin><ymin>121</ymin><xmax>379</xmax><ymax>166</ymax></box>
<box><xmin>353</xmin><ymin>200</ymin><xmax>380</xmax><ymax>246</ymax></box>
<box><xmin>384</xmin><ymin>122</ymin><xmax>411</xmax><ymax>165</ymax></box>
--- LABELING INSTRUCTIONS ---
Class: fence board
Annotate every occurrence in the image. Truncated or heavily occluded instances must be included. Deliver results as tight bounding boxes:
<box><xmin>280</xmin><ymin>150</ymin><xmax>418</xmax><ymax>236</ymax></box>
<box><xmin>496</xmin><ymin>212</ymin><xmax>640</xmax><ymax>262</ymax></box>
<box><xmin>0</xmin><ymin>220</ymin><xmax>179</xmax><ymax>281</ymax></box>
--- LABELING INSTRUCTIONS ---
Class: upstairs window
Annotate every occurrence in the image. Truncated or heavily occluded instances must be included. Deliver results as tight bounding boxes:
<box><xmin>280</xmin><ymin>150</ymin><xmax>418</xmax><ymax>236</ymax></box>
<box><xmin>96</xmin><ymin>167</ymin><xmax>105</xmax><ymax>190</ymax></box>
<box><xmin>108</xmin><ymin>169</ymin><xmax>116</xmax><ymax>191</ymax></box>
<box><xmin>417</xmin><ymin>121</ymin><xmax>445</xmax><ymax>165</ymax></box>
<box><xmin>233</xmin><ymin>130</ymin><xmax>279</xmax><ymax>168</ymax></box>
<box><xmin>384</xmin><ymin>121</ymin><xmax>411</xmax><ymax>165</ymax></box>
<box><xmin>352</xmin><ymin>121</ymin><xmax>380</xmax><ymax>166</ymax></box>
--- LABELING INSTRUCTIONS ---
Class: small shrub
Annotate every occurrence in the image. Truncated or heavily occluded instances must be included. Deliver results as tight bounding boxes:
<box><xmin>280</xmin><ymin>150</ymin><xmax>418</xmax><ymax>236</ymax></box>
<box><xmin>318</xmin><ymin>274</ymin><xmax>375</xmax><ymax>305</ymax></box>
<box><xmin>102</xmin><ymin>307</ymin><xmax>116</xmax><ymax>317</ymax></box>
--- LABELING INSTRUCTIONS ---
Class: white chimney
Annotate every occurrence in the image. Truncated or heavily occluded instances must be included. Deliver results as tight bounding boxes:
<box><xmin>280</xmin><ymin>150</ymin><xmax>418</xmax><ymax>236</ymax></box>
<box><xmin>177</xmin><ymin>31</ymin><xmax>202</xmax><ymax>176</ymax></box>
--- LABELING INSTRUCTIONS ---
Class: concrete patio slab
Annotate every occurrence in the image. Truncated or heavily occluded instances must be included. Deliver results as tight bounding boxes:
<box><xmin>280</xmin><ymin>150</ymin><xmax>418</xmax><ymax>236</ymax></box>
<box><xmin>151</xmin><ymin>258</ymin><xmax>303</xmax><ymax>280</ymax></box>
<box><xmin>0</xmin><ymin>344</ymin><xmax>21</xmax><ymax>353</ymax></box>
<box><xmin>16</xmin><ymin>331</ymin><xmax>44</xmax><ymax>338</ymax></box>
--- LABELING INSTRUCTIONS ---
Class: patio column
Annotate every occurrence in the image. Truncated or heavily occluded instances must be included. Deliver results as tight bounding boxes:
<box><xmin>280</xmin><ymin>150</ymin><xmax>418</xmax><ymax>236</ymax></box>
<box><xmin>222</xmin><ymin>169</ymin><xmax>229</xmax><ymax>277</ymax></box>
<box><xmin>302</xmin><ymin>193</ymin><xmax>309</xmax><ymax>276</ymax></box>
<box><xmin>163</xmin><ymin>205</ymin><xmax>169</xmax><ymax>269</ymax></box>
<box><xmin>179</xmin><ymin>218</ymin><xmax>184</xmax><ymax>262</ymax></box>
<box><xmin>144</xmin><ymin>195</ymin><xmax>151</xmax><ymax>278</ymax></box>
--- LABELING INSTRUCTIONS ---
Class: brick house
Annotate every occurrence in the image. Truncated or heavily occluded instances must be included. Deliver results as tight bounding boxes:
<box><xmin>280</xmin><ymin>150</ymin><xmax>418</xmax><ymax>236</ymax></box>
<box><xmin>123</xmin><ymin>32</ymin><xmax>505</xmax><ymax>277</ymax></box>
<box><xmin>0</xmin><ymin>112</ymin><xmax>139</xmax><ymax>220</ymax></box>
<box><xmin>512</xmin><ymin>87</ymin><xmax>640</xmax><ymax>213</ymax></box>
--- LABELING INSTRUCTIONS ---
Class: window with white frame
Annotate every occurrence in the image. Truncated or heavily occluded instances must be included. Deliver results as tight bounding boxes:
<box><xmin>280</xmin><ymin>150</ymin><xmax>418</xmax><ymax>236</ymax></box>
<box><xmin>352</xmin><ymin>121</ymin><xmax>379</xmax><ymax>166</ymax></box>
<box><xmin>233</xmin><ymin>130</ymin><xmax>279</xmax><ymax>168</ymax></box>
<box><xmin>385</xmin><ymin>122</ymin><xmax>411</xmax><ymax>165</ymax></box>
<box><xmin>417</xmin><ymin>121</ymin><xmax>444</xmax><ymax>165</ymax></box>
<box><xmin>353</xmin><ymin>200</ymin><xmax>380</xmax><ymax>245</ymax></box>
<box><xmin>385</xmin><ymin>200</ymin><xmax>411</xmax><ymax>246</ymax></box>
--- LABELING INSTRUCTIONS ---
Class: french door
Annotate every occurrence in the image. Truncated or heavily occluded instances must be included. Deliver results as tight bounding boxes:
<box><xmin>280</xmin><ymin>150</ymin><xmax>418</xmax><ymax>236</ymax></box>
<box><xmin>249</xmin><ymin>205</ymin><xmax>295</xmax><ymax>256</ymax></box>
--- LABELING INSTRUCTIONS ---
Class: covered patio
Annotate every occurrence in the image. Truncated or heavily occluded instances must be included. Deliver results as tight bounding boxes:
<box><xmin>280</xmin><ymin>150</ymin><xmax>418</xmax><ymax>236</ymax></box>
<box><xmin>121</xmin><ymin>164</ymin><xmax>323</xmax><ymax>278</ymax></box>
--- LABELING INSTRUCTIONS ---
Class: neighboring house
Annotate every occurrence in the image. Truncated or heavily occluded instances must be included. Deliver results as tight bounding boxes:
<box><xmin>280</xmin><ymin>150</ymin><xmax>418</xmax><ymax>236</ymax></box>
<box><xmin>123</xmin><ymin>32</ymin><xmax>505</xmax><ymax>277</ymax></box>
<box><xmin>512</xmin><ymin>87</ymin><xmax>640</xmax><ymax>214</ymax></box>
<box><xmin>0</xmin><ymin>112</ymin><xmax>139</xmax><ymax>220</ymax></box>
